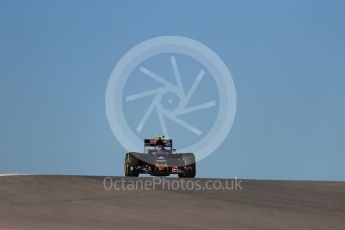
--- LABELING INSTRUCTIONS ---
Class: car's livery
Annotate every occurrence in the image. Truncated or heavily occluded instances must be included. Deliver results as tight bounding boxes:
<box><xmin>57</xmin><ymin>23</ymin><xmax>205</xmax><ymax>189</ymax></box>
<box><xmin>124</xmin><ymin>135</ymin><xmax>196</xmax><ymax>178</ymax></box>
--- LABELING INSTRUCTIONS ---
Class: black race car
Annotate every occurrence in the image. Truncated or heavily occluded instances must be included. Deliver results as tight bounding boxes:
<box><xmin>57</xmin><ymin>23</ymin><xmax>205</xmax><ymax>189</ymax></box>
<box><xmin>124</xmin><ymin>136</ymin><xmax>196</xmax><ymax>178</ymax></box>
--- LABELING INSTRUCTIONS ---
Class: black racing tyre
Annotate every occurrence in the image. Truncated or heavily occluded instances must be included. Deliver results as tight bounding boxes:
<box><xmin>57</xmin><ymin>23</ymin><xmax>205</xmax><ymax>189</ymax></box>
<box><xmin>178</xmin><ymin>153</ymin><xmax>196</xmax><ymax>178</ymax></box>
<box><xmin>124</xmin><ymin>152</ymin><xmax>139</xmax><ymax>177</ymax></box>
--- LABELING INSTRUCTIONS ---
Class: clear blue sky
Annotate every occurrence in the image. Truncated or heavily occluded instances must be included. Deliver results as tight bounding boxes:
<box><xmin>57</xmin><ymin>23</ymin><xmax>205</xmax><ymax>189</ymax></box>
<box><xmin>0</xmin><ymin>0</ymin><xmax>344</xmax><ymax>180</ymax></box>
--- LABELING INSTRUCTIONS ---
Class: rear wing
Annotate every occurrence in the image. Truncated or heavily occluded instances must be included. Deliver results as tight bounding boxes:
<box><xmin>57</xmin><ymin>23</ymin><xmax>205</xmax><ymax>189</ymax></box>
<box><xmin>144</xmin><ymin>139</ymin><xmax>173</xmax><ymax>148</ymax></box>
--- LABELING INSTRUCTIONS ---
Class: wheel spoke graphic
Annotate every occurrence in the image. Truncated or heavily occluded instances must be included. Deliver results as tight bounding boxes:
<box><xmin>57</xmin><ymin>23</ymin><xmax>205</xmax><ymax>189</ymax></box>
<box><xmin>157</xmin><ymin>104</ymin><xmax>169</xmax><ymax>138</ymax></box>
<box><xmin>136</xmin><ymin>94</ymin><xmax>160</xmax><ymax>133</ymax></box>
<box><xmin>170</xmin><ymin>56</ymin><xmax>185</xmax><ymax>98</ymax></box>
<box><xmin>175</xmin><ymin>101</ymin><xmax>216</xmax><ymax>115</ymax></box>
<box><xmin>126</xmin><ymin>87</ymin><xmax>167</xmax><ymax>102</ymax></box>
<box><xmin>178</xmin><ymin>69</ymin><xmax>205</xmax><ymax>110</ymax></box>
<box><xmin>139</xmin><ymin>67</ymin><xmax>178</xmax><ymax>93</ymax></box>
<box><xmin>128</xmin><ymin>57</ymin><xmax>216</xmax><ymax>136</ymax></box>
<box><xmin>163</xmin><ymin>110</ymin><xmax>202</xmax><ymax>136</ymax></box>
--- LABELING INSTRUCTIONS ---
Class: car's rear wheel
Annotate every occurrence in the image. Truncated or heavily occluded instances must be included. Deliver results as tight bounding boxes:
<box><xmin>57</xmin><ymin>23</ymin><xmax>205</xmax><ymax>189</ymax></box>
<box><xmin>178</xmin><ymin>153</ymin><xmax>196</xmax><ymax>178</ymax></box>
<box><xmin>124</xmin><ymin>153</ymin><xmax>139</xmax><ymax>177</ymax></box>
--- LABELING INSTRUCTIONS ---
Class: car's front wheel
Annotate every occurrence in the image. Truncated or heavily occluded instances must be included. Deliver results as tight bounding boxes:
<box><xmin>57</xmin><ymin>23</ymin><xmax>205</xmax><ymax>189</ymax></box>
<box><xmin>178</xmin><ymin>153</ymin><xmax>196</xmax><ymax>178</ymax></box>
<box><xmin>124</xmin><ymin>153</ymin><xmax>139</xmax><ymax>177</ymax></box>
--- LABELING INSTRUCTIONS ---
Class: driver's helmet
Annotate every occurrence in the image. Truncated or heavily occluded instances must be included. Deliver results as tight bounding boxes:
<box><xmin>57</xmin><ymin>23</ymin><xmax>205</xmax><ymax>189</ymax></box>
<box><xmin>155</xmin><ymin>134</ymin><xmax>165</xmax><ymax>147</ymax></box>
<box><xmin>155</xmin><ymin>134</ymin><xmax>165</xmax><ymax>140</ymax></box>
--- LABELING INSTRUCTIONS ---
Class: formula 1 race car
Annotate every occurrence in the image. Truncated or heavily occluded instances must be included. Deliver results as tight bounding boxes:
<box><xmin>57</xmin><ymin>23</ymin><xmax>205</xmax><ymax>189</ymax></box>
<box><xmin>124</xmin><ymin>135</ymin><xmax>196</xmax><ymax>178</ymax></box>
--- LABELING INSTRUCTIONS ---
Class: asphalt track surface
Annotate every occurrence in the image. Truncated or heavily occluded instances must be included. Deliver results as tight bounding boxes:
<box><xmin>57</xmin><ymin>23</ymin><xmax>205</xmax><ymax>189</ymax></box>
<box><xmin>0</xmin><ymin>176</ymin><xmax>344</xmax><ymax>230</ymax></box>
